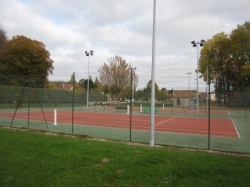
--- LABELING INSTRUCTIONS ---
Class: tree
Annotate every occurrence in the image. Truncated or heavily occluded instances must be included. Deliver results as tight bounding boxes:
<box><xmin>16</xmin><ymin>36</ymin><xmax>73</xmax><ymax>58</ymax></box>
<box><xmin>159</xmin><ymin>88</ymin><xmax>168</xmax><ymax>103</ymax></box>
<box><xmin>94</xmin><ymin>77</ymin><xmax>103</xmax><ymax>92</ymax></box>
<box><xmin>199</xmin><ymin>32</ymin><xmax>231</xmax><ymax>105</ymax></box>
<box><xmin>48</xmin><ymin>82</ymin><xmax>57</xmax><ymax>89</ymax></box>
<box><xmin>0</xmin><ymin>26</ymin><xmax>7</xmax><ymax>50</ymax></box>
<box><xmin>146</xmin><ymin>80</ymin><xmax>161</xmax><ymax>102</ymax></box>
<box><xmin>68</xmin><ymin>73</ymin><xmax>76</xmax><ymax>84</ymax></box>
<box><xmin>199</xmin><ymin>21</ymin><xmax>250</xmax><ymax>106</ymax></box>
<box><xmin>79</xmin><ymin>78</ymin><xmax>96</xmax><ymax>91</ymax></box>
<box><xmin>0</xmin><ymin>35</ymin><xmax>54</xmax><ymax>87</ymax></box>
<box><xmin>146</xmin><ymin>80</ymin><xmax>159</xmax><ymax>90</ymax></box>
<box><xmin>229</xmin><ymin>21</ymin><xmax>250</xmax><ymax>86</ymax></box>
<box><xmin>98</xmin><ymin>56</ymin><xmax>139</xmax><ymax>100</ymax></box>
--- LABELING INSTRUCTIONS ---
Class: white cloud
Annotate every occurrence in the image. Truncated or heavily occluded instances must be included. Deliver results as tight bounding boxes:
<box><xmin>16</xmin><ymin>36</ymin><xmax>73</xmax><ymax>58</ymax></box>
<box><xmin>0</xmin><ymin>0</ymin><xmax>249</xmax><ymax>91</ymax></box>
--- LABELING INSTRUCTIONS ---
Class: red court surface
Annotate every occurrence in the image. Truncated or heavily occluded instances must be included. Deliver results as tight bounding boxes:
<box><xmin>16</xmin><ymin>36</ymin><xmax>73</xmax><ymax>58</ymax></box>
<box><xmin>0</xmin><ymin>110</ymin><xmax>238</xmax><ymax>138</ymax></box>
<box><xmin>157</xmin><ymin>108</ymin><xmax>228</xmax><ymax>115</ymax></box>
<box><xmin>93</xmin><ymin>106</ymin><xmax>229</xmax><ymax>115</ymax></box>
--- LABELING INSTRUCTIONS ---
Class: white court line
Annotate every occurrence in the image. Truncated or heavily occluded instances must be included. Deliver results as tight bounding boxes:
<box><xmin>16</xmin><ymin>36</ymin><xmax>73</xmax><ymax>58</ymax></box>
<box><xmin>231</xmin><ymin>119</ymin><xmax>240</xmax><ymax>138</ymax></box>
<box><xmin>155</xmin><ymin>117</ymin><xmax>175</xmax><ymax>127</ymax></box>
<box><xmin>227</xmin><ymin>111</ymin><xmax>231</xmax><ymax>115</ymax></box>
<box><xmin>156</xmin><ymin>127</ymin><xmax>238</xmax><ymax>135</ymax></box>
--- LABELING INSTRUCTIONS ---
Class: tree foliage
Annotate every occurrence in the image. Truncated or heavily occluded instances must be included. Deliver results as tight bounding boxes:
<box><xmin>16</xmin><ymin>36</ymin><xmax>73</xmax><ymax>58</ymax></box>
<box><xmin>80</xmin><ymin>79</ymin><xmax>96</xmax><ymax>91</ymax></box>
<box><xmin>230</xmin><ymin>21</ymin><xmax>250</xmax><ymax>84</ymax></box>
<box><xmin>98</xmin><ymin>56</ymin><xmax>139</xmax><ymax>99</ymax></box>
<box><xmin>94</xmin><ymin>77</ymin><xmax>103</xmax><ymax>92</ymax></box>
<box><xmin>0</xmin><ymin>26</ymin><xmax>7</xmax><ymax>50</ymax></box>
<box><xmin>135</xmin><ymin>80</ymin><xmax>168</xmax><ymax>103</ymax></box>
<box><xmin>0</xmin><ymin>35</ymin><xmax>54</xmax><ymax>87</ymax></box>
<box><xmin>199</xmin><ymin>21</ymin><xmax>250</xmax><ymax>105</ymax></box>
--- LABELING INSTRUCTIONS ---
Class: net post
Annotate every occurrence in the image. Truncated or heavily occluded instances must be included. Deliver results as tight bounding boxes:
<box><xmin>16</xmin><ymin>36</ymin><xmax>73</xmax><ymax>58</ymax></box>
<box><xmin>140</xmin><ymin>104</ymin><xmax>142</xmax><ymax>112</ymax></box>
<box><xmin>127</xmin><ymin>105</ymin><xmax>129</xmax><ymax>114</ymax></box>
<box><xmin>54</xmin><ymin>109</ymin><xmax>57</xmax><ymax>125</ymax></box>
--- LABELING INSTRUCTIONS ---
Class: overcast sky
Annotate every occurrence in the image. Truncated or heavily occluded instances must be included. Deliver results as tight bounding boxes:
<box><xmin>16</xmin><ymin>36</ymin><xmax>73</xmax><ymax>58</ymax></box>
<box><xmin>0</xmin><ymin>0</ymin><xmax>249</xmax><ymax>91</ymax></box>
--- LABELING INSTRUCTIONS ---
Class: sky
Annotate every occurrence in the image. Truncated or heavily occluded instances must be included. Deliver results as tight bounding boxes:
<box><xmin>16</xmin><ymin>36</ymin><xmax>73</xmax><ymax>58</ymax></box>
<box><xmin>0</xmin><ymin>0</ymin><xmax>249</xmax><ymax>91</ymax></box>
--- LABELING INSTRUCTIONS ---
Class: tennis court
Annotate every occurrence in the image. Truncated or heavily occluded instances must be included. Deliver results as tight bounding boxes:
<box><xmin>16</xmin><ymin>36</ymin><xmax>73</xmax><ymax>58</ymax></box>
<box><xmin>0</xmin><ymin>110</ymin><xmax>238</xmax><ymax>138</ymax></box>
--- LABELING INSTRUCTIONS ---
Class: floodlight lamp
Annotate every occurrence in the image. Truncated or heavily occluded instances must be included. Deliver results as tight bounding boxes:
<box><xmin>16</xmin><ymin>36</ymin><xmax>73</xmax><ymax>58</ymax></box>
<box><xmin>200</xmin><ymin>43</ymin><xmax>203</xmax><ymax>47</ymax></box>
<box><xmin>201</xmin><ymin>40</ymin><xmax>205</xmax><ymax>43</ymax></box>
<box><xmin>191</xmin><ymin>41</ymin><xmax>195</xmax><ymax>44</ymax></box>
<box><xmin>193</xmin><ymin>44</ymin><xmax>196</xmax><ymax>47</ymax></box>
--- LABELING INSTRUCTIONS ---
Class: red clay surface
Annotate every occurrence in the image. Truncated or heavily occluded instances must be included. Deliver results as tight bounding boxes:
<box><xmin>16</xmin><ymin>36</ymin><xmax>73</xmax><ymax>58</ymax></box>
<box><xmin>0</xmin><ymin>110</ymin><xmax>238</xmax><ymax>138</ymax></box>
<box><xmin>93</xmin><ymin>106</ymin><xmax>229</xmax><ymax>115</ymax></box>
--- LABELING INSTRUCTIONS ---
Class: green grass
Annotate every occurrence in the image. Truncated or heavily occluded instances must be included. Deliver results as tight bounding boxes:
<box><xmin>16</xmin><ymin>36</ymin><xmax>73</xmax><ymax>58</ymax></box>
<box><xmin>0</xmin><ymin>127</ymin><xmax>250</xmax><ymax>187</ymax></box>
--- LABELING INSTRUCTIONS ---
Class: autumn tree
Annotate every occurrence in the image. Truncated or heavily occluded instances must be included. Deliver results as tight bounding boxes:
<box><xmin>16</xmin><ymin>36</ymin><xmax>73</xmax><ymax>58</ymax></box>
<box><xmin>199</xmin><ymin>21</ymin><xmax>250</xmax><ymax>106</ymax></box>
<box><xmin>0</xmin><ymin>35</ymin><xmax>54</xmax><ymax>87</ymax></box>
<box><xmin>48</xmin><ymin>82</ymin><xmax>57</xmax><ymax>89</ymax></box>
<box><xmin>229</xmin><ymin>21</ymin><xmax>250</xmax><ymax>86</ymax></box>
<box><xmin>94</xmin><ymin>77</ymin><xmax>103</xmax><ymax>92</ymax></box>
<box><xmin>199</xmin><ymin>32</ymin><xmax>231</xmax><ymax>105</ymax></box>
<box><xmin>0</xmin><ymin>26</ymin><xmax>7</xmax><ymax>50</ymax></box>
<box><xmin>98</xmin><ymin>56</ymin><xmax>139</xmax><ymax>100</ymax></box>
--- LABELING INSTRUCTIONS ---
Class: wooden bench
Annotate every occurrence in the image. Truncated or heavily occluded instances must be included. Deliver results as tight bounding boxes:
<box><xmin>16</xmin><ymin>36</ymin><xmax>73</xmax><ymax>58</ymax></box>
<box><xmin>143</xmin><ymin>107</ymin><xmax>159</xmax><ymax>113</ymax></box>
<box><xmin>115</xmin><ymin>106</ymin><xmax>127</xmax><ymax>111</ymax></box>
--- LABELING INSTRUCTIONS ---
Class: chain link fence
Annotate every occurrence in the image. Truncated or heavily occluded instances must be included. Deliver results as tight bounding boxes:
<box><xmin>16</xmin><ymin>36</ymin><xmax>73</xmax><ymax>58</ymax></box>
<box><xmin>0</xmin><ymin>74</ymin><xmax>105</xmax><ymax>110</ymax></box>
<box><xmin>0</xmin><ymin>74</ymin><xmax>250</xmax><ymax>153</ymax></box>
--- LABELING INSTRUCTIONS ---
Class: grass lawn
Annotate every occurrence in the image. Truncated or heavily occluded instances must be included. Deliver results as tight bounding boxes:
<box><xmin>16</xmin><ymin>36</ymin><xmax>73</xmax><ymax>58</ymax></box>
<box><xmin>0</xmin><ymin>127</ymin><xmax>249</xmax><ymax>187</ymax></box>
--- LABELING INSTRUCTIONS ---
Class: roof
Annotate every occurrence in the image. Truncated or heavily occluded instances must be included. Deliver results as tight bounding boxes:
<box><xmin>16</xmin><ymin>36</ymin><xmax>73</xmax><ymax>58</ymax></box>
<box><xmin>200</xmin><ymin>92</ymin><xmax>206</xmax><ymax>99</ymax></box>
<box><xmin>58</xmin><ymin>83</ymin><xmax>73</xmax><ymax>91</ymax></box>
<box><xmin>173</xmin><ymin>90</ymin><xmax>195</xmax><ymax>98</ymax></box>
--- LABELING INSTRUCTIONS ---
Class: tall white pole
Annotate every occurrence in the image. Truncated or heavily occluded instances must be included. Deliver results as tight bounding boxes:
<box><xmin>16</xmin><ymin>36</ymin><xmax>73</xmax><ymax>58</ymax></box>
<box><xmin>192</xmin><ymin>40</ymin><xmax>204</xmax><ymax>115</ymax></box>
<box><xmin>196</xmin><ymin>45</ymin><xmax>199</xmax><ymax>116</ymax></box>
<box><xmin>150</xmin><ymin>0</ymin><xmax>156</xmax><ymax>147</ymax></box>
<box><xmin>87</xmin><ymin>55</ymin><xmax>90</xmax><ymax>111</ymax></box>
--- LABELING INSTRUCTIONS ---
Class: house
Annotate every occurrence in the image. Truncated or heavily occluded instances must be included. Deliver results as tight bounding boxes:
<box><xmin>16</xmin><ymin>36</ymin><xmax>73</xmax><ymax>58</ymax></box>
<box><xmin>199</xmin><ymin>92</ymin><xmax>216</xmax><ymax>102</ymax></box>
<box><xmin>58</xmin><ymin>83</ymin><xmax>73</xmax><ymax>91</ymax></box>
<box><xmin>210</xmin><ymin>92</ymin><xmax>216</xmax><ymax>101</ymax></box>
<box><xmin>200</xmin><ymin>92</ymin><xmax>207</xmax><ymax>101</ymax></box>
<box><xmin>172</xmin><ymin>90</ymin><xmax>196</xmax><ymax>107</ymax></box>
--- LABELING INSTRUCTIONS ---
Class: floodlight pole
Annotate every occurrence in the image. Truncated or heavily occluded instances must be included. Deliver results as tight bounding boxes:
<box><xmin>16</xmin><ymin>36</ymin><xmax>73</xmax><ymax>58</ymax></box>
<box><xmin>150</xmin><ymin>0</ymin><xmax>156</xmax><ymax>147</ymax></box>
<box><xmin>187</xmin><ymin>72</ymin><xmax>191</xmax><ymax>90</ymax></box>
<box><xmin>191</xmin><ymin>40</ymin><xmax>205</xmax><ymax>116</ymax></box>
<box><xmin>85</xmin><ymin>50</ymin><xmax>94</xmax><ymax>111</ymax></box>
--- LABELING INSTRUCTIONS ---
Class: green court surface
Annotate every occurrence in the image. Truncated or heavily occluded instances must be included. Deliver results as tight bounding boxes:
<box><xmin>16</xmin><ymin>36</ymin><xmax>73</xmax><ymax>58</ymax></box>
<box><xmin>0</xmin><ymin>107</ymin><xmax>250</xmax><ymax>154</ymax></box>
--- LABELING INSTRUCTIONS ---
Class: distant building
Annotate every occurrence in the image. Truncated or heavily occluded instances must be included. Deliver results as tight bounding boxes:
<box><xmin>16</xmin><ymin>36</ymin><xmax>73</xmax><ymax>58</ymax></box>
<box><xmin>200</xmin><ymin>92</ymin><xmax>207</xmax><ymax>101</ymax></box>
<box><xmin>198</xmin><ymin>91</ymin><xmax>216</xmax><ymax>101</ymax></box>
<box><xmin>172</xmin><ymin>90</ymin><xmax>195</xmax><ymax>107</ymax></box>
<box><xmin>172</xmin><ymin>90</ymin><xmax>216</xmax><ymax>108</ymax></box>
<box><xmin>58</xmin><ymin>83</ymin><xmax>73</xmax><ymax>91</ymax></box>
<box><xmin>210</xmin><ymin>92</ymin><xmax>216</xmax><ymax>101</ymax></box>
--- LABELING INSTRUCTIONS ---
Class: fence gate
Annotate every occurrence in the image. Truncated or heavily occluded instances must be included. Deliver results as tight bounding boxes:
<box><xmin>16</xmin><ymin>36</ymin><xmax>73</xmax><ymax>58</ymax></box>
<box><xmin>189</xmin><ymin>99</ymin><xmax>195</xmax><ymax>110</ymax></box>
